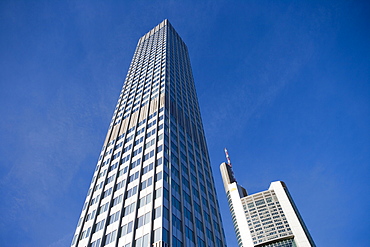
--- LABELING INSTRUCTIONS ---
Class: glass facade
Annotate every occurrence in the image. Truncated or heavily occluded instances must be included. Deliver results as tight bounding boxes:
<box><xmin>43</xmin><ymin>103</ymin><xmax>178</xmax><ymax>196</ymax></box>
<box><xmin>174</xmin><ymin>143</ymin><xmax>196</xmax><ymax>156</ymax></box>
<box><xmin>71</xmin><ymin>20</ymin><xmax>226</xmax><ymax>247</ymax></box>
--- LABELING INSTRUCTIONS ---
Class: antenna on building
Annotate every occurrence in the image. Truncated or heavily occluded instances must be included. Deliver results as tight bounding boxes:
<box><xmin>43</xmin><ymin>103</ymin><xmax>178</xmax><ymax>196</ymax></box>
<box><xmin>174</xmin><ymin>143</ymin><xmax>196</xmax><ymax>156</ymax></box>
<box><xmin>224</xmin><ymin>148</ymin><xmax>232</xmax><ymax>167</ymax></box>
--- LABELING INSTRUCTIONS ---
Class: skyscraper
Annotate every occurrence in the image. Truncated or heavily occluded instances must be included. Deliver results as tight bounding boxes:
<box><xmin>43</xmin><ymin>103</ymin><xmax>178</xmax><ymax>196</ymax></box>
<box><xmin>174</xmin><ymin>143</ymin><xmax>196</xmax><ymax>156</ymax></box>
<box><xmin>220</xmin><ymin>162</ymin><xmax>315</xmax><ymax>247</ymax></box>
<box><xmin>71</xmin><ymin>20</ymin><xmax>226</xmax><ymax>247</ymax></box>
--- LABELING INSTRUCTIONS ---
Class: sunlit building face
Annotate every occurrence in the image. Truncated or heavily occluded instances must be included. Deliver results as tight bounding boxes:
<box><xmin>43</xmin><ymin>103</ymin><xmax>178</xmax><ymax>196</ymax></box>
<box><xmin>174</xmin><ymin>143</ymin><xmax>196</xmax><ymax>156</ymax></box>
<box><xmin>71</xmin><ymin>20</ymin><xmax>227</xmax><ymax>247</ymax></box>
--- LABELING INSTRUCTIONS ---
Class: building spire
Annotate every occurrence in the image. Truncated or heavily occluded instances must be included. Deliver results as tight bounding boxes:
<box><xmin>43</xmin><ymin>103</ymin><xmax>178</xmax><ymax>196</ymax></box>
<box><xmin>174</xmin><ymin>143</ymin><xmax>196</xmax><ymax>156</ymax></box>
<box><xmin>224</xmin><ymin>148</ymin><xmax>232</xmax><ymax>167</ymax></box>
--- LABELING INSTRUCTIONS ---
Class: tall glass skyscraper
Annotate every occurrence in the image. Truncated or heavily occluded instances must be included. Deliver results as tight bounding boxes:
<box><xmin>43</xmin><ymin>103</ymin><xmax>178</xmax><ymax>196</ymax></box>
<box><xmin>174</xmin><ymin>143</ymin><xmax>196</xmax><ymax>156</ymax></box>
<box><xmin>220</xmin><ymin>162</ymin><xmax>315</xmax><ymax>247</ymax></box>
<box><xmin>71</xmin><ymin>20</ymin><xmax>226</xmax><ymax>247</ymax></box>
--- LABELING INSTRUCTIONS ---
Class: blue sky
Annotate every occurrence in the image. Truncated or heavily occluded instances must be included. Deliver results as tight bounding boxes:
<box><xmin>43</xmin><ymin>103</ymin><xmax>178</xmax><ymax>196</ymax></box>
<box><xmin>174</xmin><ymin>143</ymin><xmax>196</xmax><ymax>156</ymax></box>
<box><xmin>0</xmin><ymin>1</ymin><xmax>369</xmax><ymax>246</ymax></box>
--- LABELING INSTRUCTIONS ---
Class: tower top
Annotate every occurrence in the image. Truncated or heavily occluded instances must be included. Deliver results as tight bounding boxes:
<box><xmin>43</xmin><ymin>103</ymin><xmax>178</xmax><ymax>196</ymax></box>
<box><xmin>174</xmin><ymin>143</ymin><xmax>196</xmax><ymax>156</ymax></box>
<box><xmin>224</xmin><ymin>148</ymin><xmax>232</xmax><ymax>167</ymax></box>
<box><xmin>138</xmin><ymin>19</ymin><xmax>174</xmax><ymax>45</ymax></box>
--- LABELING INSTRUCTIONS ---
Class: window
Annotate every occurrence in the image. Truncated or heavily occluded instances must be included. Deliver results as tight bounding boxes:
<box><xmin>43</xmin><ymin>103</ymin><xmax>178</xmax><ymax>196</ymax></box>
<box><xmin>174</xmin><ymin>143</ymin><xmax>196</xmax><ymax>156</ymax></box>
<box><xmin>172</xmin><ymin>215</ymin><xmax>182</xmax><ymax>231</ymax></box>
<box><xmin>91</xmin><ymin>238</ymin><xmax>101</xmax><ymax>247</ymax></box>
<box><xmin>104</xmin><ymin>230</ymin><xmax>117</xmax><ymax>245</ymax></box>
<box><xmin>139</xmin><ymin>193</ymin><xmax>152</xmax><ymax>208</ymax></box>
<box><xmin>136</xmin><ymin>127</ymin><xmax>145</xmax><ymax>135</ymax></box>
<box><xmin>108</xmin><ymin>211</ymin><xmax>120</xmax><ymax>225</ymax></box>
<box><xmin>185</xmin><ymin>226</ymin><xmax>195</xmax><ymax>242</ymax></box>
<box><xmin>121</xmin><ymin>221</ymin><xmax>133</xmax><ymax>236</ymax></box>
<box><xmin>143</xmin><ymin>150</ymin><xmax>155</xmax><ymax>161</ymax></box>
<box><xmin>114</xmin><ymin>142</ymin><xmax>123</xmax><ymax>150</ymax></box>
<box><xmin>172</xmin><ymin>166</ymin><xmax>179</xmax><ymax>178</ymax></box>
<box><xmin>172</xmin><ymin>196</ymin><xmax>181</xmax><ymax>212</ymax></box>
<box><xmin>93</xmin><ymin>219</ymin><xmax>105</xmax><ymax>233</ymax></box>
<box><xmin>123</xmin><ymin>144</ymin><xmax>132</xmax><ymax>153</ymax></box>
<box><xmin>118</xmin><ymin>166</ymin><xmax>128</xmax><ymax>177</ymax></box>
<box><xmin>133</xmin><ymin>147</ymin><xmax>142</xmax><ymax>157</ymax></box>
<box><xmin>102</xmin><ymin>187</ymin><xmax>113</xmax><ymax>199</ymax></box>
<box><xmin>154</xmin><ymin>206</ymin><xmax>162</xmax><ymax>219</ymax></box>
<box><xmin>156</xmin><ymin>157</ymin><xmax>163</xmax><ymax>167</ymax></box>
<box><xmin>71</xmin><ymin>234</ymin><xmax>78</xmax><ymax>245</ymax></box>
<box><xmin>126</xmin><ymin>186</ymin><xmax>138</xmax><ymax>199</ymax></box>
<box><xmin>155</xmin><ymin>171</ymin><xmax>163</xmax><ymax>182</ymax></box>
<box><xmin>153</xmin><ymin>228</ymin><xmax>161</xmax><ymax>242</ymax></box>
<box><xmin>172</xmin><ymin>181</ymin><xmax>180</xmax><ymax>193</ymax></box>
<box><xmin>123</xmin><ymin>202</ymin><xmax>136</xmax><ymax>216</ymax></box>
<box><xmin>115</xmin><ymin>179</ymin><xmax>126</xmax><ymax>191</ymax></box>
<box><xmin>191</xmin><ymin>173</ymin><xmax>198</xmax><ymax>184</ymax></box>
<box><xmin>85</xmin><ymin>210</ymin><xmax>96</xmax><ymax>222</ymax></box>
<box><xmin>98</xmin><ymin>169</ymin><xmax>107</xmax><ymax>178</ymax></box>
<box><xmin>134</xmin><ymin>233</ymin><xmax>149</xmax><ymax>247</ymax></box>
<box><xmin>147</xmin><ymin>119</ymin><xmax>157</xmax><ymax>129</ymax></box>
<box><xmin>196</xmin><ymin>218</ymin><xmax>204</xmax><ymax>232</ymax></box>
<box><xmin>164</xmin><ymin>187</ymin><xmax>169</xmax><ymax>200</ymax></box>
<box><xmin>86</xmin><ymin>226</ymin><xmax>91</xmax><ymax>238</ymax></box>
<box><xmin>137</xmin><ymin>212</ymin><xmax>151</xmax><ymax>227</ymax></box>
<box><xmin>182</xmin><ymin>177</ymin><xmax>190</xmax><ymax>189</ymax></box>
<box><xmin>145</xmin><ymin>138</ymin><xmax>155</xmax><ymax>149</ymax></box>
<box><xmin>112</xmin><ymin>194</ymin><xmax>123</xmax><ymax>207</ymax></box>
<box><xmin>128</xmin><ymin>171</ymin><xmax>139</xmax><ymax>183</ymax></box>
<box><xmin>117</xmin><ymin>133</ymin><xmax>125</xmax><ymax>141</ymax></box>
<box><xmin>138</xmin><ymin>119</ymin><xmax>146</xmax><ymax>127</ymax></box>
<box><xmin>98</xmin><ymin>202</ymin><xmax>109</xmax><ymax>215</ymax></box>
<box><xmin>140</xmin><ymin>177</ymin><xmax>153</xmax><ymax>190</ymax></box>
<box><xmin>192</xmin><ymin>187</ymin><xmax>199</xmax><ymax>199</ymax></box>
<box><xmin>79</xmin><ymin>227</ymin><xmax>91</xmax><ymax>240</ymax></box>
<box><xmin>121</xmin><ymin>154</ymin><xmax>131</xmax><ymax>163</ymax></box>
<box><xmin>142</xmin><ymin>162</ymin><xmax>153</xmax><ymax>175</ymax></box>
<box><xmin>197</xmin><ymin>237</ymin><xmax>205</xmax><ymax>247</ymax></box>
<box><xmin>112</xmin><ymin>151</ymin><xmax>121</xmax><ymax>160</ymax></box>
<box><xmin>146</xmin><ymin>128</ymin><xmax>156</xmax><ymax>138</ymax></box>
<box><xmin>108</xmin><ymin>162</ymin><xmax>118</xmax><ymax>172</ymax></box>
<box><xmin>206</xmin><ymin>227</ymin><xmax>214</xmax><ymax>241</ymax></box>
<box><xmin>77</xmin><ymin>217</ymin><xmax>83</xmax><ymax>227</ymax></box>
<box><xmin>131</xmin><ymin>158</ymin><xmax>141</xmax><ymax>169</ymax></box>
<box><xmin>90</xmin><ymin>195</ymin><xmax>100</xmax><ymax>206</ymax></box>
<box><xmin>106</xmin><ymin>174</ymin><xmax>116</xmax><ymax>184</ymax></box>
<box><xmin>184</xmin><ymin>207</ymin><xmax>193</xmax><ymax>221</ymax></box>
<box><xmin>155</xmin><ymin>188</ymin><xmax>162</xmax><ymax>199</ymax></box>
<box><xmin>134</xmin><ymin>137</ymin><xmax>144</xmax><ymax>146</ymax></box>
